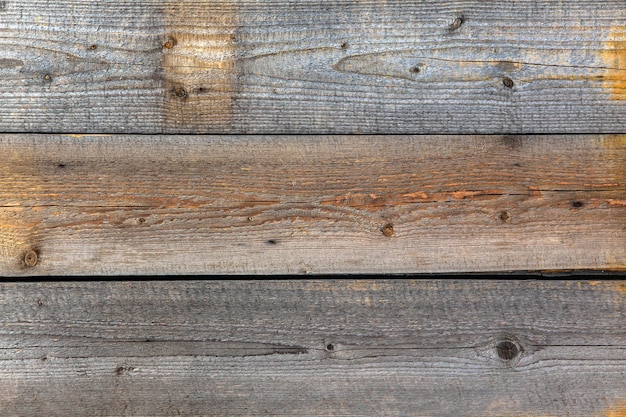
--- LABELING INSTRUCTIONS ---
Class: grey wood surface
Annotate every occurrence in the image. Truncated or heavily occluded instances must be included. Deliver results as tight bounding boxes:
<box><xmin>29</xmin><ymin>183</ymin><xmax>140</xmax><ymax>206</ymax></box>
<box><xmin>0</xmin><ymin>279</ymin><xmax>624</xmax><ymax>416</ymax></box>
<box><xmin>1</xmin><ymin>134</ymin><xmax>625</xmax><ymax>276</ymax></box>
<box><xmin>0</xmin><ymin>0</ymin><xmax>625</xmax><ymax>133</ymax></box>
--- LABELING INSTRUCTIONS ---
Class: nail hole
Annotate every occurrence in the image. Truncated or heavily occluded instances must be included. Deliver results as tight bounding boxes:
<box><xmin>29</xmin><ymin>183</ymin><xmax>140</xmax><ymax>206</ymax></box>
<box><xmin>37</xmin><ymin>299</ymin><xmax>44</xmax><ymax>307</ymax></box>
<box><xmin>450</xmin><ymin>17</ymin><xmax>464</xmax><ymax>30</ymax></box>
<box><xmin>57</xmin><ymin>163</ymin><xmax>66</xmax><ymax>168</ymax></box>
<box><xmin>40</xmin><ymin>356</ymin><xmax>47</xmax><ymax>361</ymax></box>
<box><xmin>499</xmin><ymin>211</ymin><xmax>511</xmax><ymax>222</ymax></box>
<box><xmin>341</xmin><ymin>42</ymin><xmax>348</xmax><ymax>49</ymax></box>
<box><xmin>43</xmin><ymin>74</ymin><xmax>52</xmax><ymax>82</ymax></box>
<box><xmin>502</xmin><ymin>77</ymin><xmax>514</xmax><ymax>88</ymax></box>
<box><xmin>496</xmin><ymin>340</ymin><xmax>521</xmax><ymax>360</ymax></box>
<box><xmin>411</xmin><ymin>66</ymin><xmax>421</xmax><ymax>74</ymax></box>
<box><xmin>325</xmin><ymin>343</ymin><xmax>335</xmax><ymax>352</ymax></box>
<box><xmin>572</xmin><ymin>201</ymin><xmax>584</xmax><ymax>208</ymax></box>
<box><xmin>267</xmin><ymin>239</ymin><xmax>278</xmax><ymax>245</ymax></box>
<box><xmin>89</xmin><ymin>44</ymin><xmax>98</xmax><ymax>50</ymax></box>
<box><xmin>24</xmin><ymin>250</ymin><xmax>38</xmax><ymax>267</ymax></box>
<box><xmin>138</xmin><ymin>217</ymin><xmax>146</xmax><ymax>224</ymax></box>
<box><xmin>381</xmin><ymin>223</ymin><xmax>394</xmax><ymax>237</ymax></box>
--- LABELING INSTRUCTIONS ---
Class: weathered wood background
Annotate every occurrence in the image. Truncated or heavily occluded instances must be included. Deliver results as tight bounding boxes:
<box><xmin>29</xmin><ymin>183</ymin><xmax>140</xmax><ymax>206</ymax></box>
<box><xmin>0</xmin><ymin>280</ymin><xmax>624</xmax><ymax>416</ymax></box>
<box><xmin>1</xmin><ymin>1</ymin><xmax>625</xmax><ymax>415</ymax></box>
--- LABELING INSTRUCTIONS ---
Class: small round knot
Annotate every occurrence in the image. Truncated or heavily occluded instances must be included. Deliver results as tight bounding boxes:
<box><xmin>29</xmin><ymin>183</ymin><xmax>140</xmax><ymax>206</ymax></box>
<box><xmin>381</xmin><ymin>223</ymin><xmax>394</xmax><ymax>237</ymax></box>
<box><xmin>173</xmin><ymin>87</ymin><xmax>187</xmax><ymax>98</ymax></box>
<box><xmin>502</xmin><ymin>77</ymin><xmax>514</xmax><ymax>88</ymax></box>
<box><xmin>24</xmin><ymin>250</ymin><xmax>38</xmax><ymax>267</ymax></box>
<box><xmin>450</xmin><ymin>17</ymin><xmax>463</xmax><ymax>30</ymax></box>
<box><xmin>499</xmin><ymin>211</ymin><xmax>511</xmax><ymax>222</ymax></box>
<box><xmin>496</xmin><ymin>340</ymin><xmax>521</xmax><ymax>360</ymax></box>
<box><xmin>325</xmin><ymin>343</ymin><xmax>335</xmax><ymax>352</ymax></box>
<box><xmin>164</xmin><ymin>37</ymin><xmax>176</xmax><ymax>49</ymax></box>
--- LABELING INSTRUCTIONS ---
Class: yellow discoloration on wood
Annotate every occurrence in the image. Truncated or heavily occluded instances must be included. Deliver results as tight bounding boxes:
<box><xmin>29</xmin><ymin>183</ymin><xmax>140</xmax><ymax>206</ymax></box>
<box><xmin>163</xmin><ymin>1</ymin><xmax>238</xmax><ymax>131</ymax></box>
<box><xmin>588</xmin><ymin>281</ymin><xmax>626</xmax><ymax>295</ymax></box>
<box><xmin>604</xmin><ymin>402</ymin><xmax>626</xmax><ymax>417</ymax></box>
<box><xmin>596</xmin><ymin>135</ymin><xmax>626</xmax><ymax>149</ymax></box>
<box><xmin>601</xmin><ymin>28</ymin><xmax>626</xmax><ymax>100</ymax></box>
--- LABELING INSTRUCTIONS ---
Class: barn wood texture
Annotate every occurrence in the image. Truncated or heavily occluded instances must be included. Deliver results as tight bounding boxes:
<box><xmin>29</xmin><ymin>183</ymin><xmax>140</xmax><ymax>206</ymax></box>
<box><xmin>0</xmin><ymin>280</ymin><xmax>625</xmax><ymax>416</ymax></box>
<box><xmin>0</xmin><ymin>0</ymin><xmax>625</xmax><ymax>133</ymax></box>
<box><xmin>1</xmin><ymin>134</ymin><xmax>625</xmax><ymax>276</ymax></box>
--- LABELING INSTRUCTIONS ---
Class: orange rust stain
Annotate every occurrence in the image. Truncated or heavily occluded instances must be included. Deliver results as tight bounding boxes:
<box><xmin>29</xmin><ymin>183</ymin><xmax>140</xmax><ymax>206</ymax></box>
<box><xmin>527</xmin><ymin>186</ymin><xmax>542</xmax><ymax>198</ymax></box>
<box><xmin>607</xmin><ymin>199</ymin><xmax>626</xmax><ymax>206</ymax></box>
<box><xmin>319</xmin><ymin>190</ymin><xmax>502</xmax><ymax>210</ymax></box>
<box><xmin>448</xmin><ymin>189</ymin><xmax>503</xmax><ymax>200</ymax></box>
<box><xmin>65</xmin><ymin>134</ymin><xmax>112</xmax><ymax>138</ymax></box>
<box><xmin>401</xmin><ymin>192</ymin><xmax>429</xmax><ymax>199</ymax></box>
<box><xmin>601</xmin><ymin>28</ymin><xmax>626</xmax><ymax>100</ymax></box>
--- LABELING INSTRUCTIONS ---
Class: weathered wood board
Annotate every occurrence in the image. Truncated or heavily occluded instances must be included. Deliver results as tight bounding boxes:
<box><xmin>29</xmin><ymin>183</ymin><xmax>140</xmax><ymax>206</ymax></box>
<box><xmin>0</xmin><ymin>0</ymin><xmax>625</xmax><ymax>133</ymax></box>
<box><xmin>1</xmin><ymin>134</ymin><xmax>625</xmax><ymax>276</ymax></box>
<box><xmin>0</xmin><ymin>280</ymin><xmax>624</xmax><ymax>416</ymax></box>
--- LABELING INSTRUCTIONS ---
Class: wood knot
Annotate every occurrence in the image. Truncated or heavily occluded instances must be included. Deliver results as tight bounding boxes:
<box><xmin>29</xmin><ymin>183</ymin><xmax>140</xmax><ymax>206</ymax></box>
<box><xmin>502</xmin><ymin>77</ymin><xmax>514</xmax><ymax>88</ymax></box>
<box><xmin>450</xmin><ymin>17</ymin><xmax>464</xmax><ymax>30</ymax></box>
<box><xmin>23</xmin><ymin>250</ymin><xmax>38</xmax><ymax>267</ymax></box>
<box><xmin>325</xmin><ymin>343</ymin><xmax>336</xmax><ymax>352</ymax></box>
<box><xmin>381</xmin><ymin>223</ymin><xmax>394</xmax><ymax>237</ymax></box>
<box><xmin>164</xmin><ymin>36</ymin><xmax>176</xmax><ymax>49</ymax></box>
<box><xmin>496</xmin><ymin>340</ymin><xmax>521</xmax><ymax>361</ymax></box>
<box><xmin>499</xmin><ymin>211</ymin><xmax>511</xmax><ymax>222</ymax></box>
<box><xmin>173</xmin><ymin>87</ymin><xmax>187</xmax><ymax>99</ymax></box>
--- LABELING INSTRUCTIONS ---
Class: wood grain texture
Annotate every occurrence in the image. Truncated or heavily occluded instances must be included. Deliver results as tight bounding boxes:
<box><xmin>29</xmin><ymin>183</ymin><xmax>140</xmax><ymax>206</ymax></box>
<box><xmin>1</xmin><ymin>134</ymin><xmax>625</xmax><ymax>275</ymax></box>
<box><xmin>0</xmin><ymin>279</ymin><xmax>624</xmax><ymax>416</ymax></box>
<box><xmin>1</xmin><ymin>0</ymin><xmax>626</xmax><ymax>133</ymax></box>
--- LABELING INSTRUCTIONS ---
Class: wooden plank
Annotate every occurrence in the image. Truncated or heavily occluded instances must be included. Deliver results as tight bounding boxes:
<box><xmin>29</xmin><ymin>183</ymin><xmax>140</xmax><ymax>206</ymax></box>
<box><xmin>0</xmin><ymin>279</ymin><xmax>624</xmax><ymax>416</ymax></box>
<box><xmin>1</xmin><ymin>134</ymin><xmax>625</xmax><ymax>275</ymax></box>
<box><xmin>1</xmin><ymin>0</ymin><xmax>625</xmax><ymax>133</ymax></box>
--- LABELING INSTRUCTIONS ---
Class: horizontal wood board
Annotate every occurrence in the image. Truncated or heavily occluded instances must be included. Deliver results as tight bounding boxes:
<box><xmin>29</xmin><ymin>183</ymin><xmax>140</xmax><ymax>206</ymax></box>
<box><xmin>0</xmin><ymin>0</ymin><xmax>626</xmax><ymax>133</ymax></box>
<box><xmin>1</xmin><ymin>134</ymin><xmax>625</xmax><ymax>275</ymax></box>
<box><xmin>0</xmin><ymin>279</ymin><xmax>624</xmax><ymax>416</ymax></box>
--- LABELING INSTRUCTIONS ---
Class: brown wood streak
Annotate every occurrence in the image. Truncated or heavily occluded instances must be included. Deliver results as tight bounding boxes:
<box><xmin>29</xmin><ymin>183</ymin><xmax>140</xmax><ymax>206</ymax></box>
<box><xmin>0</xmin><ymin>280</ymin><xmax>624</xmax><ymax>416</ymax></box>
<box><xmin>0</xmin><ymin>134</ymin><xmax>625</xmax><ymax>275</ymax></box>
